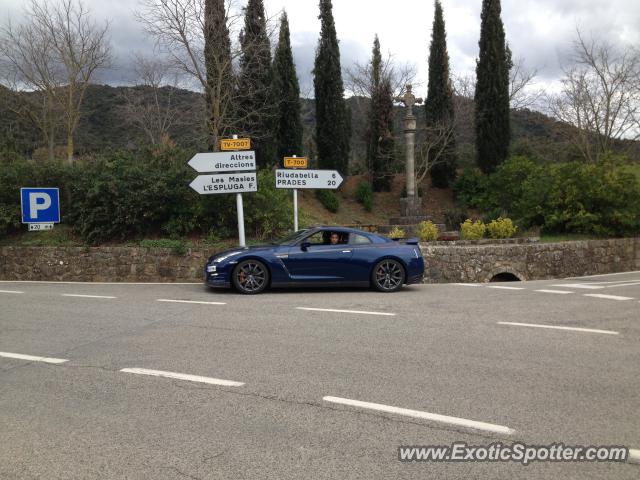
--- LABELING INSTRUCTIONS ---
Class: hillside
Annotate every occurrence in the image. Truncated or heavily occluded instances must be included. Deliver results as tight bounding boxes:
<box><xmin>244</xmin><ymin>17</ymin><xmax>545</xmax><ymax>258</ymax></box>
<box><xmin>3</xmin><ymin>83</ymin><xmax>629</xmax><ymax>166</ymax></box>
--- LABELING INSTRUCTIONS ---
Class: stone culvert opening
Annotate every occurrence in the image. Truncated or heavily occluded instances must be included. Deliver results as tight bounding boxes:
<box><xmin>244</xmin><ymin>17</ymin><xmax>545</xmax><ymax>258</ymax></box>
<box><xmin>489</xmin><ymin>272</ymin><xmax>522</xmax><ymax>282</ymax></box>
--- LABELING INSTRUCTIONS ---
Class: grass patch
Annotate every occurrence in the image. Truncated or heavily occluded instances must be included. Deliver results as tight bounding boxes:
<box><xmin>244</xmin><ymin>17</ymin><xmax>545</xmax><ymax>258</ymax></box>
<box><xmin>139</xmin><ymin>238</ymin><xmax>189</xmax><ymax>255</ymax></box>
<box><xmin>540</xmin><ymin>233</ymin><xmax>600</xmax><ymax>243</ymax></box>
<box><xmin>0</xmin><ymin>225</ymin><xmax>80</xmax><ymax>247</ymax></box>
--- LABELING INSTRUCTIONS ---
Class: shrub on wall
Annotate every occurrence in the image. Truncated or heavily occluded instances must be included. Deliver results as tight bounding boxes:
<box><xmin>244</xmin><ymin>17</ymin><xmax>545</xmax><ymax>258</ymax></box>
<box><xmin>486</xmin><ymin>217</ymin><xmax>517</xmax><ymax>238</ymax></box>
<box><xmin>387</xmin><ymin>226</ymin><xmax>406</xmax><ymax>239</ymax></box>
<box><xmin>460</xmin><ymin>219</ymin><xmax>486</xmax><ymax>240</ymax></box>
<box><xmin>417</xmin><ymin>220</ymin><xmax>439</xmax><ymax>241</ymax></box>
<box><xmin>356</xmin><ymin>181</ymin><xmax>373</xmax><ymax>211</ymax></box>
<box><xmin>315</xmin><ymin>189</ymin><xmax>340</xmax><ymax>213</ymax></box>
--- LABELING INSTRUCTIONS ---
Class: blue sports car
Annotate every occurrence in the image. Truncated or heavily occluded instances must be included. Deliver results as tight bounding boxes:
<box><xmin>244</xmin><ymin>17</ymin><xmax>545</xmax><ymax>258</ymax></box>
<box><xmin>204</xmin><ymin>226</ymin><xmax>425</xmax><ymax>294</ymax></box>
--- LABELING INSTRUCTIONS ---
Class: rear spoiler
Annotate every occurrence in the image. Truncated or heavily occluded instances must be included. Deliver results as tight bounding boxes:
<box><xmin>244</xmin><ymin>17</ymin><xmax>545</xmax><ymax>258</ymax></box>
<box><xmin>391</xmin><ymin>237</ymin><xmax>419</xmax><ymax>245</ymax></box>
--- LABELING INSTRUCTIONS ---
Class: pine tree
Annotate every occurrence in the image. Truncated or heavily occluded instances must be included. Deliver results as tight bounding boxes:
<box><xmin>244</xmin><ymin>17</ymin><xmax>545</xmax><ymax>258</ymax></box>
<box><xmin>366</xmin><ymin>35</ymin><xmax>395</xmax><ymax>192</ymax></box>
<box><xmin>272</xmin><ymin>11</ymin><xmax>303</xmax><ymax>161</ymax></box>
<box><xmin>475</xmin><ymin>0</ymin><xmax>511</xmax><ymax>174</ymax></box>
<box><xmin>425</xmin><ymin>0</ymin><xmax>457</xmax><ymax>188</ymax></box>
<box><xmin>237</xmin><ymin>0</ymin><xmax>276</xmax><ymax>167</ymax></box>
<box><xmin>204</xmin><ymin>0</ymin><xmax>233</xmax><ymax>151</ymax></box>
<box><xmin>313</xmin><ymin>0</ymin><xmax>350</xmax><ymax>174</ymax></box>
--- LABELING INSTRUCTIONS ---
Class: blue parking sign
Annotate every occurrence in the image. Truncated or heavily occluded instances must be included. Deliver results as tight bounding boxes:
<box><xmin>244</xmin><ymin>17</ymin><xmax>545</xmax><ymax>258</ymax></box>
<box><xmin>20</xmin><ymin>188</ymin><xmax>61</xmax><ymax>224</ymax></box>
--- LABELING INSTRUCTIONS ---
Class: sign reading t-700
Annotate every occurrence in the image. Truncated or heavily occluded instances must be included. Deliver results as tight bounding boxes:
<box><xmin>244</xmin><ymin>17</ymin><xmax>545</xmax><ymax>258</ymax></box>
<box><xmin>275</xmin><ymin>169</ymin><xmax>343</xmax><ymax>189</ymax></box>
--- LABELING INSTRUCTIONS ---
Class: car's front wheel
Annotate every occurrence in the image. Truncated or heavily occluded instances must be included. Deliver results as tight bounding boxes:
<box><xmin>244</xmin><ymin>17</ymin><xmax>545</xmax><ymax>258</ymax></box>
<box><xmin>232</xmin><ymin>259</ymin><xmax>269</xmax><ymax>294</ymax></box>
<box><xmin>372</xmin><ymin>259</ymin><xmax>405</xmax><ymax>292</ymax></box>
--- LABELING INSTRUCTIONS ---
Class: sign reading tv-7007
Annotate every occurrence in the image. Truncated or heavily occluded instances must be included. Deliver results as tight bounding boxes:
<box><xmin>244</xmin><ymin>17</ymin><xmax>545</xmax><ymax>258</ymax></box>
<box><xmin>275</xmin><ymin>169</ymin><xmax>343</xmax><ymax>189</ymax></box>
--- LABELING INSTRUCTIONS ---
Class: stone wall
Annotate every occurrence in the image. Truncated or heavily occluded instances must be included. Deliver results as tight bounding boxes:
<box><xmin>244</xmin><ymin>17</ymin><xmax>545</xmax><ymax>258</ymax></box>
<box><xmin>1</xmin><ymin>238</ymin><xmax>639</xmax><ymax>283</ymax></box>
<box><xmin>420</xmin><ymin>238</ymin><xmax>640</xmax><ymax>283</ymax></box>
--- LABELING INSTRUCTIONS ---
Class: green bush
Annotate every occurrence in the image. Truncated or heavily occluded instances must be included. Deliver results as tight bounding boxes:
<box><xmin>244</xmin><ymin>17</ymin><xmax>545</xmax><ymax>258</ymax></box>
<box><xmin>356</xmin><ymin>181</ymin><xmax>373</xmax><ymax>211</ymax></box>
<box><xmin>416</xmin><ymin>220</ymin><xmax>439</xmax><ymax>242</ymax></box>
<box><xmin>460</xmin><ymin>219</ymin><xmax>486</xmax><ymax>240</ymax></box>
<box><xmin>486</xmin><ymin>217</ymin><xmax>517</xmax><ymax>239</ymax></box>
<box><xmin>452</xmin><ymin>168</ymin><xmax>488</xmax><ymax>208</ymax></box>
<box><xmin>243</xmin><ymin>170</ymin><xmax>294</xmax><ymax>240</ymax></box>
<box><xmin>315</xmin><ymin>189</ymin><xmax>340</xmax><ymax>213</ymax></box>
<box><xmin>387</xmin><ymin>226</ymin><xmax>406</xmax><ymax>239</ymax></box>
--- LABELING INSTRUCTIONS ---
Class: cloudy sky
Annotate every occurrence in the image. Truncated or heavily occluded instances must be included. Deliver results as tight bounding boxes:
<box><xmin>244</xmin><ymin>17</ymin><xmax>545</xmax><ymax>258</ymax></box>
<box><xmin>2</xmin><ymin>0</ymin><xmax>639</xmax><ymax>98</ymax></box>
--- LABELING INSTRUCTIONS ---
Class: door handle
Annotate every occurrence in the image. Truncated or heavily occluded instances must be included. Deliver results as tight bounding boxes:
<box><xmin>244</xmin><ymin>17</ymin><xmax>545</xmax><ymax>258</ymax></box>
<box><xmin>341</xmin><ymin>250</ymin><xmax>352</xmax><ymax>253</ymax></box>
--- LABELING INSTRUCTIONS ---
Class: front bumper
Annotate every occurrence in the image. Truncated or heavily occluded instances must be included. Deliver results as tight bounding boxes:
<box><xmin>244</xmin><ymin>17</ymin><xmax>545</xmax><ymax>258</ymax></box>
<box><xmin>203</xmin><ymin>264</ymin><xmax>232</xmax><ymax>288</ymax></box>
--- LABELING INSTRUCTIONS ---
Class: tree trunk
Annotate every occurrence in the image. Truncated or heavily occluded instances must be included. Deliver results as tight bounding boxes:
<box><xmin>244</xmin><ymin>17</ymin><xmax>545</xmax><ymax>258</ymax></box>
<box><xmin>67</xmin><ymin>133</ymin><xmax>74</xmax><ymax>165</ymax></box>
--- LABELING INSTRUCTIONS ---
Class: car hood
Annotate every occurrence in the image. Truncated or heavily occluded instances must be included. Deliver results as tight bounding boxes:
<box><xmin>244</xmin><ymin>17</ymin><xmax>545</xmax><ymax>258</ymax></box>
<box><xmin>207</xmin><ymin>244</ymin><xmax>279</xmax><ymax>263</ymax></box>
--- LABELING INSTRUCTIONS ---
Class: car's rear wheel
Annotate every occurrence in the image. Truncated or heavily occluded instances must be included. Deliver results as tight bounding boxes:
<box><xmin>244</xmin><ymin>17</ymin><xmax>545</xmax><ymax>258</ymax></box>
<box><xmin>372</xmin><ymin>259</ymin><xmax>405</xmax><ymax>292</ymax></box>
<box><xmin>232</xmin><ymin>259</ymin><xmax>269</xmax><ymax>294</ymax></box>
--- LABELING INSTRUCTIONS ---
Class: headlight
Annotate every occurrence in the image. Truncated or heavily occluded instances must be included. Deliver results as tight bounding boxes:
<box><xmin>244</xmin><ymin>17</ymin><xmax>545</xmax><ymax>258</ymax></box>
<box><xmin>206</xmin><ymin>265</ymin><xmax>217</xmax><ymax>273</ymax></box>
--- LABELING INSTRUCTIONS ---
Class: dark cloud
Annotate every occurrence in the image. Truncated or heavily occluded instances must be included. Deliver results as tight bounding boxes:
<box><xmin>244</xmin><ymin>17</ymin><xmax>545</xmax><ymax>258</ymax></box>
<box><xmin>3</xmin><ymin>0</ymin><xmax>639</xmax><ymax>95</ymax></box>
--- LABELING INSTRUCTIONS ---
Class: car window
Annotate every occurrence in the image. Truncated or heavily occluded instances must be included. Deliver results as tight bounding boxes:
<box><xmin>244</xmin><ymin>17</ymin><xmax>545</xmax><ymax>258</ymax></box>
<box><xmin>350</xmin><ymin>233</ymin><xmax>372</xmax><ymax>245</ymax></box>
<box><xmin>303</xmin><ymin>231</ymin><xmax>325</xmax><ymax>245</ymax></box>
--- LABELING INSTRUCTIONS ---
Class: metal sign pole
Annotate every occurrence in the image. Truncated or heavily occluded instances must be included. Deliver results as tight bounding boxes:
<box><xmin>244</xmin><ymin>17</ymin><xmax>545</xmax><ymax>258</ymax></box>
<box><xmin>236</xmin><ymin>192</ymin><xmax>246</xmax><ymax>247</ymax></box>
<box><xmin>292</xmin><ymin>155</ymin><xmax>298</xmax><ymax>231</ymax></box>
<box><xmin>293</xmin><ymin>189</ymin><xmax>298</xmax><ymax>231</ymax></box>
<box><xmin>233</xmin><ymin>134</ymin><xmax>246</xmax><ymax>247</ymax></box>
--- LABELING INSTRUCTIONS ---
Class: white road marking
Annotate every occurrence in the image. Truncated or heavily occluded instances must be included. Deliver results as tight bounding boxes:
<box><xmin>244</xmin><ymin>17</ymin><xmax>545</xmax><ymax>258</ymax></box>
<box><xmin>583</xmin><ymin>294</ymin><xmax>634</xmax><ymax>301</ymax></box>
<box><xmin>0</xmin><ymin>351</ymin><xmax>68</xmax><ymax>364</ymax></box>
<box><xmin>629</xmin><ymin>449</ymin><xmax>640</xmax><ymax>465</ymax></box>
<box><xmin>323</xmin><ymin>396</ymin><xmax>515</xmax><ymax>435</ymax></box>
<box><xmin>120</xmin><ymin>368</ymin><xmax>244</xmax><ymax>387</ymax></box>
<box><xmin>487</xmin><ymin>286</ymin><xmax>525</xmax><ymax>290</ymax></box>
<box><xmin>296</xmin><ymin>307</ymin><xmax>395</xmax><ymax>316</ymax></box>
<box><xmin>62</xmin><ymin>294</ymin><xmax>117</xmax><ymax>299</ymax></box>
<box><xmin>565</xmin><ymin>270</ymin><xmax>640</xmax><ymax>279</ymax></box>
<box><xmin>604</xmin><ymin>282</ymin><xmax>640</xmax><ymax>288</ymax></box>
<box><xmin>498</xmin><ymin>322</ymin><xmax>619</xmax><ymax>336</ymax></box>
<box><xmin>156</xmin><ymin>299</ymin><xmax>226</xmax><ymax>305</ymax></box>
<box><xmin>552</xmin><ymin>284</ymin><xmax>604</xmax><ymax>290</ymax></box>
<box><xmin>0</xmin><ymin>290</ymin><xmax>24</xmax><ymax>294</ymax></box>
<box><xmin>454</xmin><ymin>283</ymin><xmax>480</xmax><ymax>287</ymax></box>
<box><xmin>535</xmin><ymin>289</ymin><xmax>574</xmax><ymax>295</ymax></box>
<box><xmin>0</xmin><ymin>280</ymin><xmax>200</xmax><ymax>285</ymax></box>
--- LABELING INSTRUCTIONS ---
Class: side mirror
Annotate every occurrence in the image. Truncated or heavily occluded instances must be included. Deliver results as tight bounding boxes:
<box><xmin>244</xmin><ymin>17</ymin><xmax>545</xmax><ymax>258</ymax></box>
<box><xmin>300</xmin><ymin>242</ymin><xmax>311</xmax><ymax>251</ymax></box>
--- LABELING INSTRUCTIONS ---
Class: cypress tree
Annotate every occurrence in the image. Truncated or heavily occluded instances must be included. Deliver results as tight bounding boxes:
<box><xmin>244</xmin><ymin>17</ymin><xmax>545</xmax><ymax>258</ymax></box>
<box><xmin>366</xmin><ymin>35</ymin><xmax>395</xmax><ymax>192</ymax></box>
<box><xmin>313</xmin><ymin>0</ymin><xmax>350</xmax><ymax>174</ymax></box>
<box><xmin>237</xmin><ymin>0</ymin><xmax>276</xmax><ymax>167</ymax></box>
<box><xmin>204</xmin><ymin>0</ymin><xmax>233</xmax><ymax>151</ymax></box>
<box><xmin>272</xmin><ymin>11</ymin><xmax>303</xmax><ymax>161</ymax></box>
<box><xmin>425</xmin><ymin>0</ymin><xmax>457</xmax><ymax>188</ymax></box>
<box><xmin>475</xmin><ymin>0</ymin><xmax>511</xmax><ymax>174</ymax></box>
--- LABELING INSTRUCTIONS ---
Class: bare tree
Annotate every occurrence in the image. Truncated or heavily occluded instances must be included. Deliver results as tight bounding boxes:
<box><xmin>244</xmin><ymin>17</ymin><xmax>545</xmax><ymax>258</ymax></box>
<box><xmin>509</xmin><ymin>56</ymin><xmax>545</xmax><ymax>110</ymax></box>
<box><xmin>345</xmin><ymin>53</ymin><xmax>418</xmax><ymax>101</ymax></box>
<box><xmin>0</xmin><ymin>14</ymin><xmax>64</xmax><ymax>160</ymax></box>
<box><xmin>548</xmin><ymin>31</ymin><xmax>640</xmax><ymax>162</ymax></box>
<box><xmin>122</xmin><ymin>54</ymin><xmax>182</xmax><ymax>146</ymax></box>
<box><xmin>415</xmin><ymin>120</ymin><xmax>457</xmax><ymax>185</ymax></box>
<box><xmin>29</xmin><ymin>0</ymin><xmax>111</xmax><ymax>164</ymax></box>
<box><xmin>137</xmin><ymin>0</ymin><xmax>279</xmax><ymax>150</ymax></box>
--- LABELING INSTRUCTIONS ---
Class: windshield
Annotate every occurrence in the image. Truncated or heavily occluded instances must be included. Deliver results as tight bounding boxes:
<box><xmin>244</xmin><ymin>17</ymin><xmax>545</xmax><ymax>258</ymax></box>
<box><xmin>272</xmin><ymin>229</ymin><xmax>311</xmax><ymax>246</ymax></box>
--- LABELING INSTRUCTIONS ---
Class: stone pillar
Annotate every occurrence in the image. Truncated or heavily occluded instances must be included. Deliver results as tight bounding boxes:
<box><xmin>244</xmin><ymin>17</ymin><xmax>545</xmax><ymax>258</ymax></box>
<box><xmin>395</xmin><ymin>84</ymin><xmax>423</xmax><ymax>217</ymax></box>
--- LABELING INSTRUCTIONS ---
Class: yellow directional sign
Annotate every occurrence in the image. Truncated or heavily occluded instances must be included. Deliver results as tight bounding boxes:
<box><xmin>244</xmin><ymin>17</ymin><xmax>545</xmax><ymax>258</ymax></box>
<box><xmin>220</xmin><ymin>138</ymin><xmax>251</xmax><ymax>151</ymax></box>
<box><xmin>283</xmin><ymin>157</ymin><xmax>308</xmax><ymax>169</ymax></box>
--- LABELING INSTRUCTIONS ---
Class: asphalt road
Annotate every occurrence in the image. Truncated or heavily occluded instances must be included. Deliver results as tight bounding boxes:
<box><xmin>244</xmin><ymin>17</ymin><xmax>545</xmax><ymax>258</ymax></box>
<box><xmin>1</xmin><ymin>272</ymin><xmax>639</xmax><ymax>479</ymax></box>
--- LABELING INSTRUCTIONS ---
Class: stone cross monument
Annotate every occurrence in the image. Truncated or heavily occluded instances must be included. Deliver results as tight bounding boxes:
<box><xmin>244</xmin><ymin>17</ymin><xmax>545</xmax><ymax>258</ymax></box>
<box><xmin>395</xmin><ymin>84</ymin><xmax>423</xmax><ymax>217</ymax></box>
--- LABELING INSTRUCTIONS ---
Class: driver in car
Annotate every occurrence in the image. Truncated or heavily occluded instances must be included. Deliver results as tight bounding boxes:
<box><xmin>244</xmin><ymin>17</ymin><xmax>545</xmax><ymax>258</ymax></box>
<box><xmin>329</xmin><ymin>232</ymin><xmax>340</xmax><ymax>245</ymax></box>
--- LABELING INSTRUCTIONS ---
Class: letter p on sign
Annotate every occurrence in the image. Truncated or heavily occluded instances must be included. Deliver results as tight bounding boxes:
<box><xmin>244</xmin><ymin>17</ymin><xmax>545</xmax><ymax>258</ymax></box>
<box><xmin>21</xmin><ymin>188</ymin><xmax>61</xmax><ymax>224</ymax></box>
